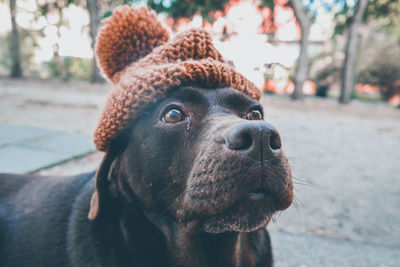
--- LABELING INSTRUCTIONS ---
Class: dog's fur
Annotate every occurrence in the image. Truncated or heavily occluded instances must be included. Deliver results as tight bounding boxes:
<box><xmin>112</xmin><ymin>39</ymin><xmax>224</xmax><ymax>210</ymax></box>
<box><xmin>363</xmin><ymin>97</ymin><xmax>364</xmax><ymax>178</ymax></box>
<box><xmin>0</xmin><ymin>87</ymin><xmax>293</xmax><ymax>267</ymax></box>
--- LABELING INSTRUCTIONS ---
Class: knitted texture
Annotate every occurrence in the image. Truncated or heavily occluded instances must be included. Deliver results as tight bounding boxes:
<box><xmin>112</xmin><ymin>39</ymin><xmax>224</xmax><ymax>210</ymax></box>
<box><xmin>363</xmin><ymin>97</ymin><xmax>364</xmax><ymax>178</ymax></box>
<box><xmin>94</xmin><ymin>6</ymin><xmax>262</xmax><ymax>151</ymax></box>
<box><xmin>96</xmin><ymin>6</ymin><xmax>170</xmax><ymax>82</ymax></box>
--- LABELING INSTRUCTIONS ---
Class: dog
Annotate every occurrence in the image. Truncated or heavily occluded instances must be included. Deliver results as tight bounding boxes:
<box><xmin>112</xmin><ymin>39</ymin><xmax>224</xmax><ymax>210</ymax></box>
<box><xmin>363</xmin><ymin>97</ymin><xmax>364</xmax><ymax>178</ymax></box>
<box><xmin>0</xmin><ymin>86</ymin><xmax>293</xmax><ymax>267</ymax></box>
<box><xmin>1</xmin><ymin>4</ymin><xmax>294</xmax><ymax>266</ymax></box>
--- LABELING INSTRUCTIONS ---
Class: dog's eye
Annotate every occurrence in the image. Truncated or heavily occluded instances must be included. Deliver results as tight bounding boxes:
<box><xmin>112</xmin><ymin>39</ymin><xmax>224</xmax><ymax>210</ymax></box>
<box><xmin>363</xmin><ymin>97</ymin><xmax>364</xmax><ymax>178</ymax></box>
<box><xmin>162</xmin><ymin>108</ymin><xmax>185</xmax><ymax>123</ymax></box>
<box><xmin>246</xmin><ymin>109</ymin><xmax>263</xmax><ymax>120</ymax></box>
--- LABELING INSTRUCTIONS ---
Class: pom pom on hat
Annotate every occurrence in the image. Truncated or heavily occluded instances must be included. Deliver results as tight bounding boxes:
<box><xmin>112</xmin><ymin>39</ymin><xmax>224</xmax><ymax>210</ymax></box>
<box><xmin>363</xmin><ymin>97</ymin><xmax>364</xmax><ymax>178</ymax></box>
<box><xmin>96</xmin><ymin>6</ymin><xmax>169</xmax><ymax>82</ymax></box>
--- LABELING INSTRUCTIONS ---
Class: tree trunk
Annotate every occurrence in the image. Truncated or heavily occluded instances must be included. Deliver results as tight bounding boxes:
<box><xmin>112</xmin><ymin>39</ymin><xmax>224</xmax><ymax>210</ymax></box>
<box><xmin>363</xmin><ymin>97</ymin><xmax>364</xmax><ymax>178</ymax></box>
<box><xmin>86</xmin><ymin>0</ymin><xmax>104</xmax><ymax>83</ymax></box>
<box><xmin>9</xmin><ymin>0</ymin><xmax>22</xmax><ymax>78</ymax></box>
<box><xmin>290</xmin><ymin>0</ymin><xmax>311</xmax><ymax>100</ymax></box>
<box><xmin>340</xmin><ymin>0</ymin><xmax>368</xmax><ymax>104</ymax></box>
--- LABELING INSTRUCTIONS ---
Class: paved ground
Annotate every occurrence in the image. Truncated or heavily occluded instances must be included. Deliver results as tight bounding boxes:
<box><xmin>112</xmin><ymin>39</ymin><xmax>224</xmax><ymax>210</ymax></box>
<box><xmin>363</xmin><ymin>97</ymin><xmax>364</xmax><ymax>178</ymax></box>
<box><xmin>0</xmin><ymin>123</ymin><xmax>95</xmax><ymax>173</ymax></box>
<box><xmin>272</xmin><ymin>231</ymin><xmax>400</xmax><ymax>267</ymax></box>
<box><xmin>1</xmin><ymin>78</ymin><xmax>399</xmax><ymax>266</ymax></box>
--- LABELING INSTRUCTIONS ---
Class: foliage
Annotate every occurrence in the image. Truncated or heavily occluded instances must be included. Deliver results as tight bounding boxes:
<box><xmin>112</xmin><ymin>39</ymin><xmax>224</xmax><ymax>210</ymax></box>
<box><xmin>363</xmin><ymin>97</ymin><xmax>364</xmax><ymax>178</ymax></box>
<box><xmin>145</xmin><ymin>0</ymin><xmax>281</xmax><ymax>22</ymax></box>
<box><xmin>147</xmin><ymin>0</ymin><xmax>230</xmax><ymax>21</ymax></box>
<box><xmin>100</xmin><ymin>0</ymin><xmax>133</xmax><ymax>18</ymax></box>
<box><xmin>333</xmin><ymin>0</ymin><xmax>400</xmax><ymax>35</ymax></box>
<box><xmin>260</xmin><ymin>0</ymin><xmax>274</xmax><ymax>9</ymax></box>
<box><xmin>0</xmin><ymin>28</ymin><xmax>39</xmax><ymax>77</ymax></box>
<box><xmin>365</xmin><ymin>0</ymin><xmax>400</xmax><ymax>22</ymax></box>
<box><xmin>312</xmin><ymin>63</ymin><xmax>341</xmax><ymax>87</ymax></box>
<box><xmin>0</xmin><ymin>35</ymin><xmax>10</xmax><ymax>76</ymax></box>
<box><xmin>44</xmin><ymin>56</ymin><xmax>91</xmax><ymax>81</ymax></box>
<box><xmin>311</xmin><ymin>21</ymin><xmax>400</xmax><ymax>102</ymax></box>
<box><xmin>356</xmin><ymin>14</ymin><xmax>400</xmax><ymax>101</ymax></box>
<box><xmin>3</xmin><ymin>0</ymin><xmax>398</xmax><ymax>87</ymax></box>
<box><xmin>333</xmin><ymin>1</ymin><xmax>353</xmax><ymax>35</ymax></box>
<box><xmin>358</xmin><ymin>50</ymin><xmax>400</xmax><ymax>101</ymax></box>
<box><xmin>36</xmin><ymin>0</ymin><xmax>77</xmax><ymax>17</ymax></box>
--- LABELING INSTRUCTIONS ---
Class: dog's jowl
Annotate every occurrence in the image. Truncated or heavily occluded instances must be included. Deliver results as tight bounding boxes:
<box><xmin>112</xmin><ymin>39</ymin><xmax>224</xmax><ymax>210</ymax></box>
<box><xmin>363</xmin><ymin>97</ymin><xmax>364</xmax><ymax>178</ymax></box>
<box><xmin>0</xmin><ymin>6</ymin><xmax>293</xmax><ymax>267</ymax></box>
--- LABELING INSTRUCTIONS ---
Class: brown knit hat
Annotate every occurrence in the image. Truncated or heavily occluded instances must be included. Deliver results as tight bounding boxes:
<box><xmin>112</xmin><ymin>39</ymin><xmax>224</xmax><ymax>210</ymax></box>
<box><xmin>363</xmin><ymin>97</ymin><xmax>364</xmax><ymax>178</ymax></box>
<box><xmin>94</xmin><ymin>6</ymin><xmax>261</xmax><ymax>151</ymax></box>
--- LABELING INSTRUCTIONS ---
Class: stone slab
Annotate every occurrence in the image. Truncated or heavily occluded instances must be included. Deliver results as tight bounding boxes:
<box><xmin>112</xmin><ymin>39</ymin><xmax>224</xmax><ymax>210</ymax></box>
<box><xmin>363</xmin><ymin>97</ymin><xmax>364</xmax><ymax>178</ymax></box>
<box><xmin>0</xmin><ymin>123</ymin><xmax>95</xmax><ymax>174</ymax></box>
<box><xmin>0</xmin><ymin>124</ymin><xmax>53</xmax><ymax>146</ymax></box>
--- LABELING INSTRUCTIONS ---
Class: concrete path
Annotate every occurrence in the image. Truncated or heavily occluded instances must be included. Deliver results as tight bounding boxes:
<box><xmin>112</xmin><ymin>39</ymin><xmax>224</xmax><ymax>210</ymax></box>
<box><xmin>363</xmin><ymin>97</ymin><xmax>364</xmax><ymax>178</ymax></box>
<box><xmin>0</xmin><ymin>123</ymin><xmax>95</xmax><ymax>173</ymax></box>
<box><xmin>270</xmin><ymin>230</ymin><xmax>400</xmax><ymax>267</ymax></box>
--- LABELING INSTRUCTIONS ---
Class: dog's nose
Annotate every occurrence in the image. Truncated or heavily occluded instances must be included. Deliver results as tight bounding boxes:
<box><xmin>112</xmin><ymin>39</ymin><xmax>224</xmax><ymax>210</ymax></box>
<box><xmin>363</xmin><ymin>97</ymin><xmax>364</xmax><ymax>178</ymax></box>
<box><xmin>224</xmin><ymin>121</ymin><xmax>281</xmax><ymax>161</ymax></box>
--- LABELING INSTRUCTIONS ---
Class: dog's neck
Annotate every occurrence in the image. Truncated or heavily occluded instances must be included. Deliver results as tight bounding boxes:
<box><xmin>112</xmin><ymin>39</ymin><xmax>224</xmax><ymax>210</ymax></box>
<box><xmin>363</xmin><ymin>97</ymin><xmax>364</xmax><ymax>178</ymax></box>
<box><xmin>161</xmin><ymin>223</ymin><xmax>239</xmax><ymax>267</ymax></box>
<box><xmin>162</xmin><ymin>227</ymin><xmax>258</xmax><ymax>267</ymax></box>
<box><xmin>118</xmin><ymin>207</ymin><xmax>258</xmax><ymax>267</ymax></box>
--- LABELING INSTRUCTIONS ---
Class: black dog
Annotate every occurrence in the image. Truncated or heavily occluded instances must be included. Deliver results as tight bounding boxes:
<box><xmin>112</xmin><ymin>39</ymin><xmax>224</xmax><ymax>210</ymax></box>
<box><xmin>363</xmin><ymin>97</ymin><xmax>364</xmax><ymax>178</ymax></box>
<box><xmin>0</xmin><ymin>87</ymin><xmax>293</xmax><ymax>267</ymax></box>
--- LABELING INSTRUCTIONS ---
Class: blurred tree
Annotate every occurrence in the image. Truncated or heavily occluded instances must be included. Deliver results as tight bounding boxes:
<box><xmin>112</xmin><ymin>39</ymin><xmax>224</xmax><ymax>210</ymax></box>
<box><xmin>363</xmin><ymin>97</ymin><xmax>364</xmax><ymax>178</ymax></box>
<box><xmin>86</xmin><ymin>0</ymin><xmax>104</xmax><ymax>83</ymax></box>
<box><xmin>310</xmin><ymin>0</ymin><xmax>400</xmax><ymax>102</ymax></box>
<box><xmin>358</xmin><ymin>49</ymin><xmax>400</xmax><ymax>101</ymax></box>
<box><xmin>339</xmin><ymin>0</ymin><xmax>368</xmax><ymax>104</ymax></box>
<box><xmin>287</xmin><ymin>0</ymin><xmax>312</xmax><ymax>100</ymax></box>
<box><xmin>364</xmin><ymin>0</ymin><xmax>400</xmax><ymax>31</ymax></box>
<box><xmin>357</xmin><ymin>0</ymin><xmax>400</xmax><ymax>102</ymax></box>
<box><xmin>9</xmin><ymin>0</ymin><xmax>22</xmax><ymax>78</ymax></box>
<box><xmin>335</xmin><ymin>0</ymin><xmax>400</xmax><ymax>103</ymax></box>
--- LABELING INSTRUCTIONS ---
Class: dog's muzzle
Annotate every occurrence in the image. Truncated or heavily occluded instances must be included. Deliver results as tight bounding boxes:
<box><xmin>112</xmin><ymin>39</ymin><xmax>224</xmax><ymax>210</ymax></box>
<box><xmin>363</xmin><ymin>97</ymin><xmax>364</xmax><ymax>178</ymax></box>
<box><xmin>179</xmin><ymin>118</ymin><xmax>293</xmax><ymax>233</ymax></box>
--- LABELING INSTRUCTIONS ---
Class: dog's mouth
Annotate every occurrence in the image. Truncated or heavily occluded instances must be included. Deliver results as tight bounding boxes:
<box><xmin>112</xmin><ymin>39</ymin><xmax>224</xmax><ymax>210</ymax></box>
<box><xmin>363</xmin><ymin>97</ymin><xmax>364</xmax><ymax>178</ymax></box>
<box><xmin>235</xmin><ymin>189</ymin><xmax>276</xmax><ymax>207</ymax></box>
<box><xmin>248</xmin><ymin>190</ymin><xmax>271</xmax><ymax>201</ymax></box>
<box><xmin>225</xmin><ymin>188</ymin><xmax>277</xmax><ymax>217</ymax></box>
<box><xmin>198</xmin><ymin>188</ymin><xmax>278</xmax><ymax>233</ymax></box>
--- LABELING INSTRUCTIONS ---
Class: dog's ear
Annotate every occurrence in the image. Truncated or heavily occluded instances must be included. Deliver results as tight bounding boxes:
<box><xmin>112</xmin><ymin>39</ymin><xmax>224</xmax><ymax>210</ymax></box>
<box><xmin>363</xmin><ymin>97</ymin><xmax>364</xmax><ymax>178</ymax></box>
<box><xmin>88</xmin><ymin>150</ymin><xmax>115</xmax><ymax>220</ymax></box>
<box><xmin>88</xmin><ymin>138</ymin><xmax>125</xmax><ymax>221</ymax></box>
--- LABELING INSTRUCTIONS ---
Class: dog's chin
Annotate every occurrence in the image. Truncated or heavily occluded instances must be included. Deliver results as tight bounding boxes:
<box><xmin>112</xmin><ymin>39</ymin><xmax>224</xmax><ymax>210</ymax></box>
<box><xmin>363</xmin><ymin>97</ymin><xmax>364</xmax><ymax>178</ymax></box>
<box><xmin>200</xmin><ymin>193</ymin><xmax>275</xmax><ymax>233</ymax></box>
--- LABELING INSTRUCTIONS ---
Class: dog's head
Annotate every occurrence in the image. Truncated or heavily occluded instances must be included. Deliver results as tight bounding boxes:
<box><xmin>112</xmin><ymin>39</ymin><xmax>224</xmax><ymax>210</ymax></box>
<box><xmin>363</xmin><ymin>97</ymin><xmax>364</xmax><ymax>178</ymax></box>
<box><xmin>89</xmin><ymin>86</ymin><xmax>292</xmax><ymax>233</ymax></box>
<box><xmin>88</xmin><ymin>6</ymin><xmax>292</xmax><ymax>233</ymax></box>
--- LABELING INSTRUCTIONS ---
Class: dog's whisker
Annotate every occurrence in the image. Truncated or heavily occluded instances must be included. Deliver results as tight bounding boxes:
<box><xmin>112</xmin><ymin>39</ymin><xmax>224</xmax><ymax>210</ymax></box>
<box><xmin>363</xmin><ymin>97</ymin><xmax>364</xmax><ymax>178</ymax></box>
<box><xmin>292</xmin><ymin>196</ymin><xmax>302</xmax><ymax>218</ymax></box>
<box><xmin>161</xmin><ymin>193</ymin><xmax>183</xmax><ymax>216</ymax></box>
<box><xmin>155</xmin><ymin>174</ymin><xmax>188</xmax><ymax>201</ymax></box>
<box><xmin>275</xmin><ymin>211</ymin><xmax>283</xmax><ymax>222</ymax></box>
<box><xmin>293</xmin><ymin>195</ymin><xmax>305</xmax><ymax>208</ymax></box>
<box><xmin>271</xmin><ymin>210</ymin><xmax>282</xmax><ymax>223</ymax></box>
<box><xmin>293</xmin><ymin>187</ymin><xmax>303</xmax><ymax>196</ymax></box>
<box><xmin>293</xmin><ymin>181</ymin><xmax>319</xmax><ymax>189</ymax></box>
<box><xmin>292</xmin><ymin>176</ymin><xmax>320</xmax><ymax>189</ymax></box>
<box><xmin>292</xmin><ymin>176</ymin><xmax>306</xmax><ymax>182</ymax></box>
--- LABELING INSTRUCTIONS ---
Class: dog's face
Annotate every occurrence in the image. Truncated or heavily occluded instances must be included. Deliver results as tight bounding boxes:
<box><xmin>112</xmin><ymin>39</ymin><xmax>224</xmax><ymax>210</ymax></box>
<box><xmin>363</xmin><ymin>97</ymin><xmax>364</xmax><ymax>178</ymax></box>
<box><xmin>94</xmin><ymin>87</ymin><xmax>292</xmax><ymax>233</ymax></box>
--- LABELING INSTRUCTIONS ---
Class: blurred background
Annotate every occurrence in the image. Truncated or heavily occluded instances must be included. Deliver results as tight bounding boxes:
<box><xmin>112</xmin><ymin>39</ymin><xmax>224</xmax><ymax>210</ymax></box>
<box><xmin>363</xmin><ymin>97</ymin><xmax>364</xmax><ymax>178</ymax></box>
<box><xmin>0</xmin><ymin>0</ymin><xmax>399</xmax><ymax>266</ymax></box>
<box><xmin>1</xmin><ymin>0</ymin><xmax>400</xmax><ymax>106</ymax></box>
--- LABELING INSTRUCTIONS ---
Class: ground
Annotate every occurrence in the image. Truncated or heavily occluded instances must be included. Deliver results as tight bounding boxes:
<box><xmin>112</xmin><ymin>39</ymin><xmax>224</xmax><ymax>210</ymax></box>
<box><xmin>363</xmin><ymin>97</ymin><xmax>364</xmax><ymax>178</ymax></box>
<box><xmin>1</xmin><ymin>78</ymin><xmax>399</xmax><ymax>266</ymax></box>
